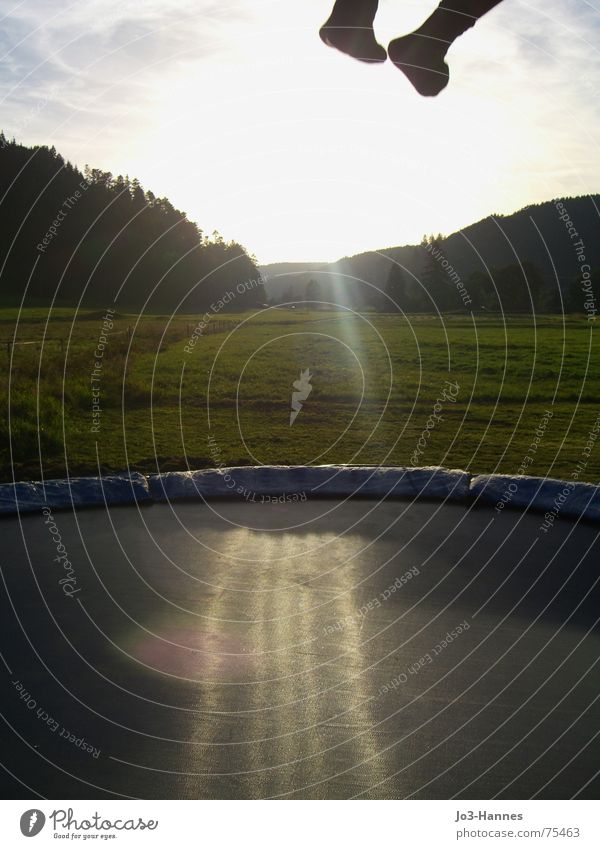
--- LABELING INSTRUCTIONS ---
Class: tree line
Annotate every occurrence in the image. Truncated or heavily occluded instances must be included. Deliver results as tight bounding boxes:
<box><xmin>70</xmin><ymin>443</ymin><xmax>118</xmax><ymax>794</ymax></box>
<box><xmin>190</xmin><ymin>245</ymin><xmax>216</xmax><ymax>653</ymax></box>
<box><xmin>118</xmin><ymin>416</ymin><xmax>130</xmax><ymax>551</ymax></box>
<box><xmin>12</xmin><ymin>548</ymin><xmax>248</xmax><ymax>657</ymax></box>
<box><xmin>293</xmin><ymin>235</ymin><xmax>598</xmax><ymax>314</ymax></box>
<box><xmin>0</xmin><ymin>136</ymin><xmax>265</xmax><ymax>312</ymax></box>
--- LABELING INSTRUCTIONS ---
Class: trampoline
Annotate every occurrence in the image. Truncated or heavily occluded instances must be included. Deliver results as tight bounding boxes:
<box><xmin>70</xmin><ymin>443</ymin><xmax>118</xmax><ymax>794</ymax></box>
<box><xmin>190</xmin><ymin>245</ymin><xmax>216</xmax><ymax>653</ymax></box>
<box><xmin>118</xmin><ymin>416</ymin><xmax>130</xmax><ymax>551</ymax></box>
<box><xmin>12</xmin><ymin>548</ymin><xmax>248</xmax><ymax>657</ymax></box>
<box><xmin>1</xmin><ymin>466</ymin><xmax>599</xmax><ymax>800</ymax></box>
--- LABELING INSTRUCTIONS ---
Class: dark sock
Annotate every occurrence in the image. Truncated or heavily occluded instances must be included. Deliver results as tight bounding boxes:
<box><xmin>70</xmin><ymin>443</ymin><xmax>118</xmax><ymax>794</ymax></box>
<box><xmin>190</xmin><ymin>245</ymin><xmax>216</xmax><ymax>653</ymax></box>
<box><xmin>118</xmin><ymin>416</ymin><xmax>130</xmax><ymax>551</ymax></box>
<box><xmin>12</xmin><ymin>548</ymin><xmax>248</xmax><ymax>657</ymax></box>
<box><xmin>389</xmin><ymin>1</ymin><xmax>503</xmax><ymax>95</ymax></box>
<box><xmin>388</xmin><ymin>33</ymin><xmax>450</xmax><ymax>96</ymax></box>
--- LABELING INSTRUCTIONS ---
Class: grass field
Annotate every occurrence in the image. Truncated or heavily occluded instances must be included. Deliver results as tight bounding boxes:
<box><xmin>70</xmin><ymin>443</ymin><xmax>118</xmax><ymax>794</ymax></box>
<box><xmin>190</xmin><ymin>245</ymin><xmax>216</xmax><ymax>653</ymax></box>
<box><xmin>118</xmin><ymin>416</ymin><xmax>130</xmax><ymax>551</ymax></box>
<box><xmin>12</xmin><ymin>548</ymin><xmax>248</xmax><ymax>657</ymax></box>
<box><xmin>1</xmin><ymin>307</ymin><xmax>599</xmax><ymax>483</ymax></box>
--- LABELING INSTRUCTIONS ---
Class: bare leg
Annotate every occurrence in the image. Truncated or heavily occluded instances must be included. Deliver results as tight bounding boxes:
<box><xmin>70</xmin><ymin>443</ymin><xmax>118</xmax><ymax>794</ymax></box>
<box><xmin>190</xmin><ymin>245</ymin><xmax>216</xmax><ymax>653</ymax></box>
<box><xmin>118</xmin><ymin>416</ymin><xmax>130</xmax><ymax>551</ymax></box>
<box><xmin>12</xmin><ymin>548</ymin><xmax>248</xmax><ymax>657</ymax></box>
<box><xmin>389</xmin><ymin>0</ymin><xmax>504</xmax><ymax>95</ymax></box>
<box><xmin>320</xmin><ymin>0</ymin><xmax>386</xmax><ymax>63</ymax></box>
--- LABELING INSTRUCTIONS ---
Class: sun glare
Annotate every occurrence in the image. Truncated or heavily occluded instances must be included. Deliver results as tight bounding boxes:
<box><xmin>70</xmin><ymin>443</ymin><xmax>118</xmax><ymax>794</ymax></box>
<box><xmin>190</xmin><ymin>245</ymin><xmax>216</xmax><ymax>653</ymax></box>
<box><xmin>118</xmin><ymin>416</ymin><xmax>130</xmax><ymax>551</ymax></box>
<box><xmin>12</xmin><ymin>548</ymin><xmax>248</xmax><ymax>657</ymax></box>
<box><xmin>52</xmin><ymin>0</ymin><xmax>599</xmax><ymax>266</ymax></box>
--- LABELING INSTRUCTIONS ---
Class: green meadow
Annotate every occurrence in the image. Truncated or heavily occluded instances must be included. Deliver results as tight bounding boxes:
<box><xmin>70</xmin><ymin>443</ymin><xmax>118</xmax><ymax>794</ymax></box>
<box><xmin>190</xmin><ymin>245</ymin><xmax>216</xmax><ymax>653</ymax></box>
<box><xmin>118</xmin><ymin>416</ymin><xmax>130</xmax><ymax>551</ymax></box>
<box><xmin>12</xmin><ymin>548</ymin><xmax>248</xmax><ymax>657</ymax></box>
<box><xmin>1</xmin><ymin>307</ymin><xmax>599</xmax><ymax>483</ymax></box>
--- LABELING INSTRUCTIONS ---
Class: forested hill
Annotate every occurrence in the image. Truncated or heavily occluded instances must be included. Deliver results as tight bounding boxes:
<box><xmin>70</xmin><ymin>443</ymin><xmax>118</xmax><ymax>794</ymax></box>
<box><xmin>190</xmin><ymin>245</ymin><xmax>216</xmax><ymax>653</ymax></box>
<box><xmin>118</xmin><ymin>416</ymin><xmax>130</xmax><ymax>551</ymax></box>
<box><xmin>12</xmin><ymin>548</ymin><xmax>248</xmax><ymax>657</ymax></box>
<box><xmin>262</xmin><ymin>195</ymin><xmax>600</xmax><ymax>312</ymax></box>
<box><xmin>0</xmin><ymin>136</ymin><xmax>264</xmax><ymax>311</ymax></box>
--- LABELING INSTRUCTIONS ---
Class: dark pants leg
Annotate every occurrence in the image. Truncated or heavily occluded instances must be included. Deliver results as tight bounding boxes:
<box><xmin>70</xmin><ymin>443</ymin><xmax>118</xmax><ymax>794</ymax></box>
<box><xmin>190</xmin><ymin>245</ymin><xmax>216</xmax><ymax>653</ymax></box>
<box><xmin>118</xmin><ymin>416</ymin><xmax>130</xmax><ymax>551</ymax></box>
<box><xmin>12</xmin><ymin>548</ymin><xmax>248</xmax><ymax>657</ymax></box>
<box><xmin>419</xmin><ymin>0</ymin><xmax>504</xmax><ymax>43</ymax></box>
<box><xmin>325</xmin><ymin>0</ymin><xmax>379</xmax><ymax>26</ymax></box>
<box><xmin>325</xmin><ymin>0</ymin><xmax>502</xmax><ymax>40</ymax></box>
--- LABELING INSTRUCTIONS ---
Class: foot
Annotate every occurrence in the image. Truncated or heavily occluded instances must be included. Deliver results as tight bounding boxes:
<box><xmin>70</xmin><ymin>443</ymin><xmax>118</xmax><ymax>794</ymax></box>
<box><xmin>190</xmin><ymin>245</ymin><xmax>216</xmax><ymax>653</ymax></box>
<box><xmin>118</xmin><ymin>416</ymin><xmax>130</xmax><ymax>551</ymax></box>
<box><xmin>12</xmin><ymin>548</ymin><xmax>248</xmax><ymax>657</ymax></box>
<box><xmin>388</xmin><ymin>33</ymin><xmax>450</xmax><ymax>96</ymax></box>
<box><xmin>320</xmin><ymin>17</ymin><xmax>386</xmax><ymax>64</ymax></box>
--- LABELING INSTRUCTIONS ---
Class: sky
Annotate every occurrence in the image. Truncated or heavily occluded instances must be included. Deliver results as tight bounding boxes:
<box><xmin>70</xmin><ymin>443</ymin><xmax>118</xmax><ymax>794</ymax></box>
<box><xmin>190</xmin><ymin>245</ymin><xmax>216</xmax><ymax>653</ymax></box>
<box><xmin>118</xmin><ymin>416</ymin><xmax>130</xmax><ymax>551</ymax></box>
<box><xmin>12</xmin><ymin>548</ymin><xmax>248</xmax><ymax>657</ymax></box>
<box><xmin>1</xmin><ymin>0</ymin><xmax>600</xmax><ymax>264</ymax></box>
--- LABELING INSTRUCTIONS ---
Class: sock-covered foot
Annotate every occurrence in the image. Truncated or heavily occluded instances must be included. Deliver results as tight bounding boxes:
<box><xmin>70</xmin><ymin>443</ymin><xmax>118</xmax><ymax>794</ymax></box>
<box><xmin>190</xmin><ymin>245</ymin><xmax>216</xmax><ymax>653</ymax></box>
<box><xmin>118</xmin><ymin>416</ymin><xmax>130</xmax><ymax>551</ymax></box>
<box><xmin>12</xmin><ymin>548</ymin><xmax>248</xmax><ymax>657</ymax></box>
<box><xmin>320</xmin><ymin>15</ymin><xmax>386</xmax><ymax>64</ymax></box>
<box><xmin>388</xmin><ymin>33</ymin><xmax>449</xmax><ymax>96</ymax></box>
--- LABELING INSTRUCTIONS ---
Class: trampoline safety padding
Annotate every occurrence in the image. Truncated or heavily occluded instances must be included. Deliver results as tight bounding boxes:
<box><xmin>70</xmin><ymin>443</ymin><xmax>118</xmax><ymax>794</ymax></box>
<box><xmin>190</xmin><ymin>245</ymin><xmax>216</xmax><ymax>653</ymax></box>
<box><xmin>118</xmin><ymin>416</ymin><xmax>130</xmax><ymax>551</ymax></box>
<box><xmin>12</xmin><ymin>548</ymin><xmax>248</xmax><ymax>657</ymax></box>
<box><xmin>0</xmin><ymin>466</ymin><xmax>598</xmax><ymax>520</ymax></box>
